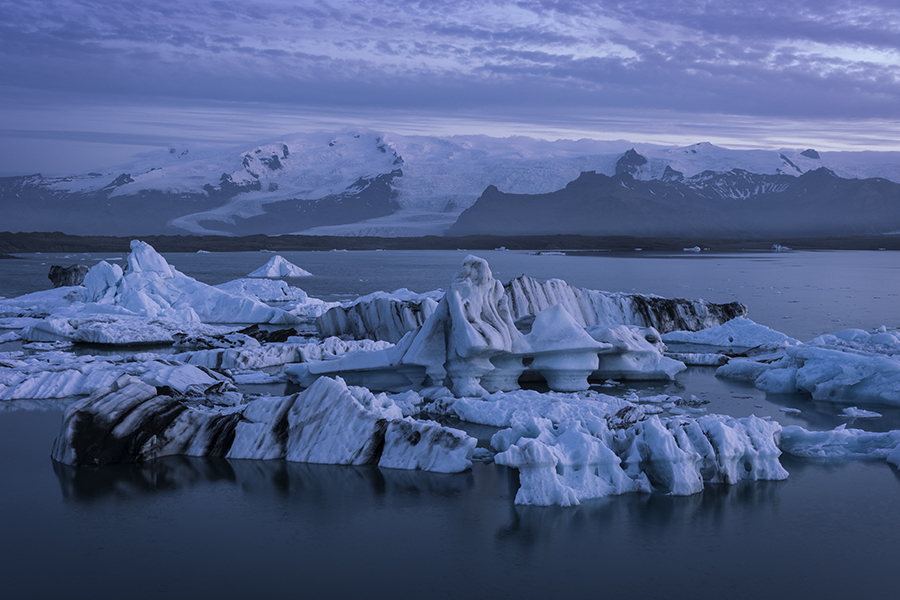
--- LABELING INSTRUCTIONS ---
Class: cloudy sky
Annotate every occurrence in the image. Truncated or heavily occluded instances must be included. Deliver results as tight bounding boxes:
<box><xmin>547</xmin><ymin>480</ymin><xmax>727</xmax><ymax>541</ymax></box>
<box><xmin>2</xmin><ymin>0</ymin><xmax>899</xmax><ymax>175</ymax></box>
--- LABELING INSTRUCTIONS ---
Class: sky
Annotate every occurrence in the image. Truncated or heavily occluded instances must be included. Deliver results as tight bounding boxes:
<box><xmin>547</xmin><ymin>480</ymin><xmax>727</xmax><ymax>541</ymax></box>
<box><xmin>1</xmin><ymin>0</ymin><xmax>899</xmax><ymax>175</ymax></box>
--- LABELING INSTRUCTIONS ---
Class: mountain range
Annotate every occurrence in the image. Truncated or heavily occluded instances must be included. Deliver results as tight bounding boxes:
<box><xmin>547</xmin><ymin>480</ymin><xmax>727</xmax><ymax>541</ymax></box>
<box><xmin>2</xmin><ymin>130</ymin><xmax>899</xmax><ymax>238</ymax></box>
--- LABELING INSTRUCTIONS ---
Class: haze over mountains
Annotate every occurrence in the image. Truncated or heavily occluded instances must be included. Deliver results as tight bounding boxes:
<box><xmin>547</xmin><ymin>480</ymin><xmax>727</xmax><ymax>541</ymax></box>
<box><xmin>2</xmin><ymin>130</ymin><xmax>899</xmax><ymax>238</ymax></box>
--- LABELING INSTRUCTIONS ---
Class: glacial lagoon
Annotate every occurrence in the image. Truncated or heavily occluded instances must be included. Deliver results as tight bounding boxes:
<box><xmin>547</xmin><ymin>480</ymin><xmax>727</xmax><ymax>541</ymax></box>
<box><xmin>2</xmin><ymin>248</ymin><xmax>900</xmax><ymax>598</ymax></box>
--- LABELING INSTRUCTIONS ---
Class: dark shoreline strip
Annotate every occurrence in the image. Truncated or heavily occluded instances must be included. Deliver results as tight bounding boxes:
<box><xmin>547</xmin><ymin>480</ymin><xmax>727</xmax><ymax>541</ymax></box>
<box><xmin>1</xmin><ymin>231</ymin><xmax>899</xmax><ymax>254</ymax></box>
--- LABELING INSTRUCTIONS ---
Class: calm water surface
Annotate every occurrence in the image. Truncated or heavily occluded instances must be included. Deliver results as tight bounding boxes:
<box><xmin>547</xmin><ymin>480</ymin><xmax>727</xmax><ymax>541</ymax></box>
<box><xmin>2</xmin><ymin>249</ymin><xmax>900</xmax><ymax>598</ymax></box>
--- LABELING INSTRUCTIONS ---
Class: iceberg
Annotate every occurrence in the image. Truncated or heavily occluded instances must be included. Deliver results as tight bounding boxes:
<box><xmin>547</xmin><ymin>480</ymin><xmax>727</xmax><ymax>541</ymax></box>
<box><xmin>0</xmin><ymin>240</ymin><xmax>301</xmax><ymax>328</ymax></box>
<box><xmin>315</xmin><ymin>289</ymin><xmax>442</xmax><ymax>343</ymax></box>
<box><xmin>662</xmin><ymin>317</ymin><xmax>798</xmax><ymax>349</ymax></box>
<box><xmin>781</xmin><ymin>424</ymin><xmax>900</xmax><ymax>464</ymax></box>
<box><xmin>589</xmin><ymin>325</ymin><xmax>686</xmax><ymax>380</ymax></box>
<box><xmin>216</xmin><ymin>278</ymin><xmax>338</xmax><ymax>318</ymax></box>
<box><xmin>505</xmin><ymin>275</ymin><xmax>746</xmax><ymax>334</ymax></box>
<box><xmin>51</xmin><ymin>375</ymin><xmax>475</xmax><ymax>473</ymax></box>
<box><xmin>288</xmin><ymin>256</ymin><xmax>697</xmax><ymax>395</ymax></box>
<box><xmin>493</xmin><ymin>412</ymin><xmax>787</xmax><ymax>506</ymax></box>
<box><xmin>247</xmin><ymin>255</ymin><xmax>312</xmax><ymax>277</ymax></box>
<box><xmin>718</xmin><ymin>327</ymin><xmax>900</xmax><ymax>406</ymax></box>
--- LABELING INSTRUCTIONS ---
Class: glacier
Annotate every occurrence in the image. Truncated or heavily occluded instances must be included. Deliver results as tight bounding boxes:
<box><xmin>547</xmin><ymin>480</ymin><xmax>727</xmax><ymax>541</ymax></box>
<box><xmin>5</xmin><ymin>130</ymin><xmax>900</xmax><ymax>237</ymax></box>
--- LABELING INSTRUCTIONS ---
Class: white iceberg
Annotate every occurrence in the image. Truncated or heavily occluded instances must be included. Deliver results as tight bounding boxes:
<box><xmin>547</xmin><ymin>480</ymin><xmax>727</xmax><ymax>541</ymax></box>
<box><xmin>492</xmin><ymin>410</ymin><xmax>786</xmax><ymax>506</ymax></box>
<box><xmin>589</xmin><ymin>325</ymin><xmax>686</xmax><ymax>380</ymax></box>
<box><xmin>0</xmin><ymin>241</ymin><xmax>301</xmax><ymax>328</ymax></box>
<box><xmin>718</xmin><ymin>327</ymin><xmax>900</xmax><ymax>406</ymax></box>
<box><xmin>21</xmin><ymin>314</ymin><xmax>236</xmax><ymax>345</ymax></box>
<box><xmin>781</xmin><ymin>424</ymin><xmax>900</xmax><ymax>464</ymax></box>
<box><xmin>216</xmin><ymin>278</ymin><xmax>338</xmax><ymax>318</ymax></box>
<box><xmin>247</xmin><ymin>255</ymin><xmax>312</xmax><ymax>278</ymax></box>
<box><xmin>662</xmin><ymin>317</ymin><xmax>799</xmax><ymax>349</ymax></box>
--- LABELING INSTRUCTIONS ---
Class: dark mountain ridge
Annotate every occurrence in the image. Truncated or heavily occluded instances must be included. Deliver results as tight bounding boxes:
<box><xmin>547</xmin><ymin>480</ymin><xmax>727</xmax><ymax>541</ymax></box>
<box><xmin>446</xmin><ymin>151</ymin><xmax>900</xmax><ymax>238</ymax></box>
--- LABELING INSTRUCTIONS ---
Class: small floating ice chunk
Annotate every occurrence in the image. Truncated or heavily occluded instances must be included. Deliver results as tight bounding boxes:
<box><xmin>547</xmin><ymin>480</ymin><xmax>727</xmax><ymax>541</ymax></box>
<box><xmin>781</xmin><ymin>424</ymin><xmax>900</xmax><ymax>461</ymax></box>
<box><xmin>840</xmin><ymin>406</ymin><xmax>882</xmax><ymax>419</ymax></box>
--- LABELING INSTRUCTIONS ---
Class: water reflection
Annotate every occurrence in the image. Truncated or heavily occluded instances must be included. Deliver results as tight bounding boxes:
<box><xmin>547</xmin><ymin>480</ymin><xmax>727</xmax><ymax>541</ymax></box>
<box><xmin>497</xmin><ymin>478</ymin><xmax>786</xmax><ymax>544</ymax></box>
<box><xmin>52</xmin><ymin>456</ymin><xmax>476</xmax><ymax>504</ymax></box>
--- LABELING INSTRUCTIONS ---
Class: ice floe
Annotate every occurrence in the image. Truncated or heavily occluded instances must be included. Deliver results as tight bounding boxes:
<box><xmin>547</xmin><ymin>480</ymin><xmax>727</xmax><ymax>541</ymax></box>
<box><xmin>781</xmin><ymin>424</ymin><xmax>900</xmax><ymax>466</ymax></box>
<box><xmin>0</xmin><ymin>350</ymin><xmax>234</xmax><ymax>400</ymax></box>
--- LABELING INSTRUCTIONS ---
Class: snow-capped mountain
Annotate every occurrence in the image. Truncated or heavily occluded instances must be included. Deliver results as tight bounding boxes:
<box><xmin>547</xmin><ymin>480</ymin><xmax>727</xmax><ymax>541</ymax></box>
<box><xmin>1</xmin><ymin>130</ymin><xmax>899</xmax><ymax>237</ymax></box>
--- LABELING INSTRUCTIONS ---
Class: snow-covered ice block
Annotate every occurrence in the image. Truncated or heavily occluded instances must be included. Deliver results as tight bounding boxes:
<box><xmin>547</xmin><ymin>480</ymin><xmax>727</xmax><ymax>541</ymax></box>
<box><xmin>216</xmin><ymin>278</ymin><xmax>310</xmax><ymax>302</ymax></box>
<box><xmin>247</xmin><ymin>255</ymin><xmax>312</xmax><ymax>277</ymax></box>
<box><xmin>718</xmin><ymin>328</ymin><xmax>900</xmax><ymax>406</ymax></box>
<box><xmin>588</xmin><ymin>325</ymin><xmax>686</xmax><ymax>380</ymax></box>
<box><xmin>662</xmin><ymin>317</ymin><xmax>798</xmax><ymax>349</ymax></box>
<box><xmin>492</xmin><ymin>412</ymin><xmax>787</xmax><ymax>506</ymax></box>
<box><xmin>21</xmin><ymin>314</ymin><xmax>235</xmax><ymax>345</ymax></box>
<box><xmin>285</xmin><ymin>332</ymin><xmax>426</xmax><ymax>392</ymax></box>
<box><xmin>525</xmin><ymin>304</ymin><xmax>604</xmax><ymax>392</ymax></box>
<box><xmin>0</xmin><ymin>352</ymin><xmax>234</xmax><ymax>400</ymax></box>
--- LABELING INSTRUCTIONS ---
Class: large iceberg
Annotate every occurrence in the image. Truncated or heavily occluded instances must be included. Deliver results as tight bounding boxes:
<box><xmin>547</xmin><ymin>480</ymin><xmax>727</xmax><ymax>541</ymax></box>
<box><xmin>426</xmin><ymin>386</ymin><xmax>787</xmax><ymax>506</ymax></box>
<box><xmin>51</xmin><ymin>375</ymin><xmax>475</xmax><ymax>473</ymax></box>
<box><xmin>288</xmin><ymin>255</ymin><xmax>691</xmax><ymax>396</ymax></box>
<box><xmin>0</xmin><ymin>241</ymin><xmax>305</xmax><ymax>344</ymax></box>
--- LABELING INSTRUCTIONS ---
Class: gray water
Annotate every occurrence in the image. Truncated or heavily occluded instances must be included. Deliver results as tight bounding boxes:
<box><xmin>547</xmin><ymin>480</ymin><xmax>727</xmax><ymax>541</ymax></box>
<box><xmin>2</xmin><ymin>249</ymin><xmax>900</xmax><ymax>598</ymax></box>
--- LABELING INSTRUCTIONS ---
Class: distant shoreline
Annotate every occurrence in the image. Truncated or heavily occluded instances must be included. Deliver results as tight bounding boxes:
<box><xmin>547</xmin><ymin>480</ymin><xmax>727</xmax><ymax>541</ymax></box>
<box><xmin>1</xmin><ymin>231</ymin><xmax>899</xmax><ymax>255</ymax></box>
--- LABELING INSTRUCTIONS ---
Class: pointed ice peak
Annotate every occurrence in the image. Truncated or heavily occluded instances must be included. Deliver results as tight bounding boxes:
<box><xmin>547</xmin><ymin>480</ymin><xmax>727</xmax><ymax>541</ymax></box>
<box><xmin>248</xmin><ymin>255</ymin><xmax>312</xmax><ymax>278</ymax></box>
<box><xmin>127</xmin><ymin>240</ymin><xmax>176</xmax><ymax>277</ymax></box>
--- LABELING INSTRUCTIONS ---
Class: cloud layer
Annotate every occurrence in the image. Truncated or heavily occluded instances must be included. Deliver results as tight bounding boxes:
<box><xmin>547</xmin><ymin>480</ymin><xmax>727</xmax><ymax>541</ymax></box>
<box><xmin>2</xmin><ymin>0</ymin><xmax>899</xmax><ymax>173</ymax></box>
